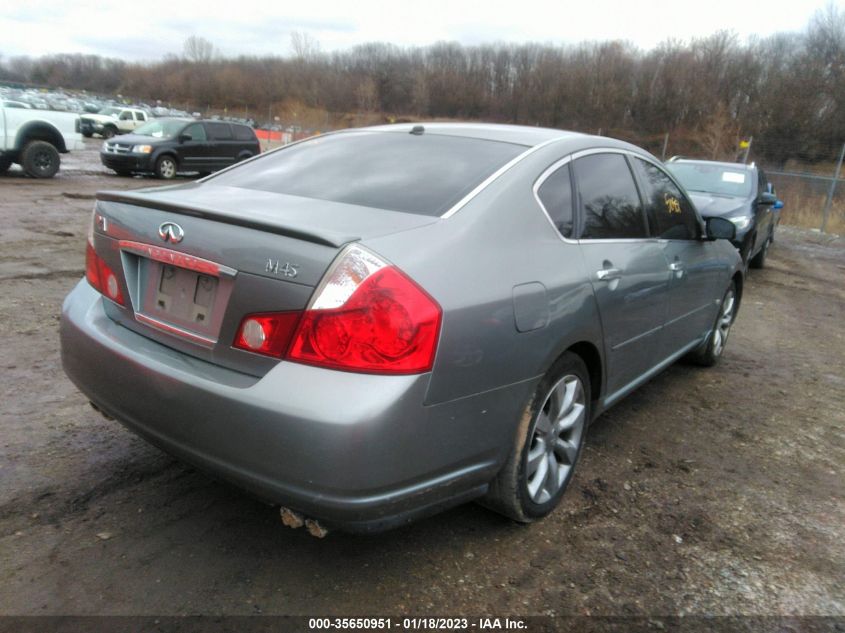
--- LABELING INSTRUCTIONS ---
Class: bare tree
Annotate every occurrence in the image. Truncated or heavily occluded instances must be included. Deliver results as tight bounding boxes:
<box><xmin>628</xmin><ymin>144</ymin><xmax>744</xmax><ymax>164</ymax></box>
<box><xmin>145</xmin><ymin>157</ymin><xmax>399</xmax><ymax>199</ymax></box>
<box><xmin>183</xmin><ymin>36</ymin><xmax>216</xmax><ymax>64</ymax></box>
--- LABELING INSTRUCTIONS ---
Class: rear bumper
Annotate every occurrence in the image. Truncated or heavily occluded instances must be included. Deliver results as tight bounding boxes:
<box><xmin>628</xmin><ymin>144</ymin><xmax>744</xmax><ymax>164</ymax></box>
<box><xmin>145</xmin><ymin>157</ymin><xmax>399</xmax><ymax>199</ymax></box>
<box><xmin>60</xmin><ymin>281</ymin><xmax>519</xmax><ymax>531</ymax></box>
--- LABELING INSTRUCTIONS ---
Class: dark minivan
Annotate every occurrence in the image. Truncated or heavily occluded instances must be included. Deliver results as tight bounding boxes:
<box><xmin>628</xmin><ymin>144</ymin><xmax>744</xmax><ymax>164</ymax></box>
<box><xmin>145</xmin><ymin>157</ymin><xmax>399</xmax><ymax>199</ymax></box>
<box><xmin>100</xmin><ymin>118</ymin><xmax>260</xmax><ymax>179</ymax></box>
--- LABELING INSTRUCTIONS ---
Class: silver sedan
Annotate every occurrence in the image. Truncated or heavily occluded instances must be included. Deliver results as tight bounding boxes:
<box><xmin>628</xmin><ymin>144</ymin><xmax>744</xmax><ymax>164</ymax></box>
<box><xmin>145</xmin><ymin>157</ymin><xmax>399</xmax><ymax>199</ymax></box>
<box><xmin>61</xmin><ymin>123</ymin><xmax>743</xmax><ymax>533</ymax></box>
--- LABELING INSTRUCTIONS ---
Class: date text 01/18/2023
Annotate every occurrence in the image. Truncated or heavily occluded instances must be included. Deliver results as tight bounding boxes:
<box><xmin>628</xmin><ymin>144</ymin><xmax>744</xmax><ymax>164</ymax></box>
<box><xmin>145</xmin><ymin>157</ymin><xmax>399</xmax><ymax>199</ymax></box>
<box><xmin>307</xmin><ymin>617</ymin><xmax>527</xmax><ymax>630</ymax></box>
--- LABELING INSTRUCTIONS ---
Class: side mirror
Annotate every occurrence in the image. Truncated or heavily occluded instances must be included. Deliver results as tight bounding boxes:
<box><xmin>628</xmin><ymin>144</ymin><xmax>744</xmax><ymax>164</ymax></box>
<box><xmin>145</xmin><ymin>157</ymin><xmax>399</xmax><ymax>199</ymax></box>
<box><xmin>758</xmin><ymin>192</ymin><xmax>777</xmax><ymax>206</ymax></box>
<box><xmin>178</xmin><ymin>133</ymin><xmax>192</xmax><ymax>143</ymax></box>
<box><xmin>705</xmin><ymin>217</ymin><xmax>736</xmax><ymax>241</ymax></box>
<box><xmin>774</xmin><ymin>199</ymin><xmax>784</xmax><ymax>210</ymax></box>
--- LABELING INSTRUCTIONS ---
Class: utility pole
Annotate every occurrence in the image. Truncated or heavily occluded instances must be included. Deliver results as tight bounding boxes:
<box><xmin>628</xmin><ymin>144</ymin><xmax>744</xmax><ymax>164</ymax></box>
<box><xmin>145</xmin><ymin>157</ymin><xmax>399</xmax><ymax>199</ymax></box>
<box><xmin>742</xmin><ymin>136</ymin><xmax>753</xmax><ymax>164</ymax></box>
<box><xmin>661</xmin><ymin>133</ymin><xmax>669</xmax><ymax>161</ymax></box>
<box><xmin>821</xmin><ymin>142</ymin><xmax>845</xmax><ymax>233</ymax></box>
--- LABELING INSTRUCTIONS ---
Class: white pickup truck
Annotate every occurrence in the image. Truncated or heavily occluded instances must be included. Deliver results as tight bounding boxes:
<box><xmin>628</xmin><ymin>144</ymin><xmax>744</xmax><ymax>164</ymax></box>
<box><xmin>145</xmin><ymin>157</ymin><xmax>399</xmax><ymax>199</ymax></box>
<box><xmin>1</xmin><ymin>106</ymin><xmax>84</xmax><ymax>178</ymax></box>
<box><xmin>80</xmin><ymin>107</ymin><xmax>151</xmax><ymax>138</ymax></box>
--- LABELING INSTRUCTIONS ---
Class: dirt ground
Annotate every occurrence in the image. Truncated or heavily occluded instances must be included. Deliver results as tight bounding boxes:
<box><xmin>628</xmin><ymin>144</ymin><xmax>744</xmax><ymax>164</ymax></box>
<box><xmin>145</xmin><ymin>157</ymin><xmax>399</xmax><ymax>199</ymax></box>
<box><xmin>0</xmin><ymin>140</ymin><xmax>843</xmax><ymax>618</ymax></box>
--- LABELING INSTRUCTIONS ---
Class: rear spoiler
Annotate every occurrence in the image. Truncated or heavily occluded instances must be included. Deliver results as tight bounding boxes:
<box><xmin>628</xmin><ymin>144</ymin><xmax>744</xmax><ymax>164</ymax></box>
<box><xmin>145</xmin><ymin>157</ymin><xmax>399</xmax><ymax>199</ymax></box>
<box><xmin>96</xmin><ymin>190</ymin><xmax>356</xmax><ymax>248</ymax></box>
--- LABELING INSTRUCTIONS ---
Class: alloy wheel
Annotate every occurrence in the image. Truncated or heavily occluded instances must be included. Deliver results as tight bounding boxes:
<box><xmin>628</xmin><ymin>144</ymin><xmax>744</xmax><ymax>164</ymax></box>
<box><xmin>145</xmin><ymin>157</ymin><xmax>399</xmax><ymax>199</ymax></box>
<box><xmin>712</xmin><ymin>289</ymin><xmax>735</xmax><ymax>357</ymax></box>
<box><xmin>524</xmin><ymin>374</ymin><xmax>586</xmax><ymax>504</ymax></box>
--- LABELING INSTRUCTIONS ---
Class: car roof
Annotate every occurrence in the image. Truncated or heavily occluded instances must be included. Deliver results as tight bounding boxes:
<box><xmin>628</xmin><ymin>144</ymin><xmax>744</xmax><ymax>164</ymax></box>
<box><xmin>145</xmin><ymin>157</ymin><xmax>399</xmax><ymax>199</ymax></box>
<box><xmin>361</xmin><ymin>122</ymin><xmax>586</xmax><ymax>147</ymax></box>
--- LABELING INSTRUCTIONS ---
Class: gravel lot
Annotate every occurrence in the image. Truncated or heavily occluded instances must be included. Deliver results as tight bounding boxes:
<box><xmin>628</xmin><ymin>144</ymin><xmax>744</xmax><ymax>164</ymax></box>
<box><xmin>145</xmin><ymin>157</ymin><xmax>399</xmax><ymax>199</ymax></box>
<box><xmin>0</xmin><ymin>140</ymin><xmax>843</xmax><ymax>618</ymax></box>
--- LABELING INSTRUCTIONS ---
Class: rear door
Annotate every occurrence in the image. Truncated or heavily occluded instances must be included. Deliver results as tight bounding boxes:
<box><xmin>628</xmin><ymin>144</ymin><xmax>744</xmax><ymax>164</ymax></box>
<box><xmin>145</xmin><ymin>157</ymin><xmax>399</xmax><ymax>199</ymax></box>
<box><xmin>573</xmin><ymin>151</ymin><xmax>671</xmax><ymax>400</ymax></box>
<box><xmin>176</xmin><ymin>122</ymin><xmax>214</xmax><ymax>171</ymax></box>
<box><xmin>132</xmin><ymin>110</ymin><xmax>148</xmax><ymax>131</ymax></box>
<box><xmin>205</xmin><ymin>122</ymin><xmax>237</xmax><ymax>169</ymax></box>
<box><xmin>631</xmin><ymin>157</ymin><xmax>720</xmax><ymax>360</ymax></box>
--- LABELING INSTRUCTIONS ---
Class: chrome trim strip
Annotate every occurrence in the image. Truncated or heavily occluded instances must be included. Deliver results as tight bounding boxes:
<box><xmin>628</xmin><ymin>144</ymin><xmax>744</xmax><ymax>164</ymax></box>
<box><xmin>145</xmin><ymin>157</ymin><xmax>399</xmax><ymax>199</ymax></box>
<box><xmin>532</xmin><ymin>146</ymin><xmax>658</xmax><ymax>244</ymax></box>
<box><xmin>119</xmin><ymin>240</ymin><xmax>237</xmax><ymax>278</ymax></box>
<box><xmin>441</xmin><ymin>137</ymin><xmax>567</xmax><ymax>219</ymax></box>
<box><xmin>134</xmin><ymin>313</ymin><xmax>217</xmax><ymax>347</ymax></box>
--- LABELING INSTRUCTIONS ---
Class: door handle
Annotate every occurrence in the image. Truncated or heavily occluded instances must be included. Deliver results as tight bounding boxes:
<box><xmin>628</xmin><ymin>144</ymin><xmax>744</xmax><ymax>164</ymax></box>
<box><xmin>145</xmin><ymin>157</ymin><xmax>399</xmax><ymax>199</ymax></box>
<box><xmin>596</xmin><ymin>268</ymin><xmax>623</xmax><ymax>281</ymax></box>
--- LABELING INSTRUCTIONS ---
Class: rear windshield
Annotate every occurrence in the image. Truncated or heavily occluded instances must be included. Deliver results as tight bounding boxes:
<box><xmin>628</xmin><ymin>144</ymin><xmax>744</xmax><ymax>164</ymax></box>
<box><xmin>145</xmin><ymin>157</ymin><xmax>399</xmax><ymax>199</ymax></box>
<box><xmin>210</xmin><ymin>131</ymin><xmax>526</xmax><ymax>216</ymax></box>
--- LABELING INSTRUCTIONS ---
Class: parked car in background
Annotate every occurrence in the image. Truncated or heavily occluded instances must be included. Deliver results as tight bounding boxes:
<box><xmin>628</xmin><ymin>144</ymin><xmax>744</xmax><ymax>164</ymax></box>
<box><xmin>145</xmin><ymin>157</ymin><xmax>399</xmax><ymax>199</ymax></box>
<box><xmin>665</xmin><ymin>158</ymin><xmax>780</xmax><ymax>268</ymax></box>
<box><xmin>1</xmin><ymin>100</ymin><xmax>33</xmax><ymax>109</ymax></box>
<box><xmin>1</xmin><ymin>104</ymin><xmax>83</xmax><ymax>178</ymax></box>
<box><xmin>62</xmin><ymin>123</ymin><xmax>743</xmax><ymax>534</ymax></box>
<box><xmin>100</xmin><ymin>118</ymin><xmax>260</xmax><ymax>179</ymax></box>
<box><xmin>81</xmin><ymin>106</ymin><xmax>151</xmax><ymax>138</ymax></box>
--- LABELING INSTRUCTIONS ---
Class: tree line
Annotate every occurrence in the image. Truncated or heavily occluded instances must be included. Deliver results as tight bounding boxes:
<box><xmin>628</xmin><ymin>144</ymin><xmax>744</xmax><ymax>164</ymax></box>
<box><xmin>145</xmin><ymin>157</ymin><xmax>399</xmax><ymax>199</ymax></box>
<box><xmin>1</xmin><ymin>7</ymin><xmax>843</xmax><ymax>166</ymax></box>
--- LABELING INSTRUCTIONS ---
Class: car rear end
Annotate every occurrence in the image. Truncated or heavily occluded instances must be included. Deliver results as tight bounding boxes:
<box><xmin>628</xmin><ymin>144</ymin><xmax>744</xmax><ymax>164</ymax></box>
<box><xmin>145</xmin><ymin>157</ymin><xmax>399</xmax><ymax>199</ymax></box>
<box><xmin>61</xmin><ymin>128</ymin><xmax>530</xmax><ymax>530</ymax></box>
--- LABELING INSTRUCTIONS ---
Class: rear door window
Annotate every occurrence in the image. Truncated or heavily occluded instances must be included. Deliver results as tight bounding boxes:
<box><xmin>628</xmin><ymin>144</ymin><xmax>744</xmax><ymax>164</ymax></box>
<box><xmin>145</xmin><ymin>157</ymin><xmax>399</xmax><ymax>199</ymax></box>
<box><xmin>206</xmin><ymin>122</ymin><xmax>233</xmax><ymax>140</ymax></box>
<box><xmin>210</xmin><ymin>131</ymin><xmax>526</xmax><ymax>216</ymax></box>
<box><xmin>633</xmin><ymin>158</ymin><xmax>700</xmax><ymax>240</ymax></box>
<box><xmin>574</xmin><ymin>153</ymin><xmax>647</xmax><ymax>239</ymax></box>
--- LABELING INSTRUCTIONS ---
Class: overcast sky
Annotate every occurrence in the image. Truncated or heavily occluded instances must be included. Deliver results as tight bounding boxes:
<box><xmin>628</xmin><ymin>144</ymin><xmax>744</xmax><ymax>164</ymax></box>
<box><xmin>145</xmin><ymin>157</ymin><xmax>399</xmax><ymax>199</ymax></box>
<box><xmin>0</xmin><ymin>0</ymin><xmax>839</xmax><ymax>60</ymax></box>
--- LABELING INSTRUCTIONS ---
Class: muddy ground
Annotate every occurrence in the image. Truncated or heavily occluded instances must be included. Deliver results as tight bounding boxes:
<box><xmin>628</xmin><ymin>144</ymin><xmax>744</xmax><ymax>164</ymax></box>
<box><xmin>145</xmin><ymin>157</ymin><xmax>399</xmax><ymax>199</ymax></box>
<box><xmin>0</xmin><ymin>140</ymin><xmax>843</xmax><ymax>618</ymax></box>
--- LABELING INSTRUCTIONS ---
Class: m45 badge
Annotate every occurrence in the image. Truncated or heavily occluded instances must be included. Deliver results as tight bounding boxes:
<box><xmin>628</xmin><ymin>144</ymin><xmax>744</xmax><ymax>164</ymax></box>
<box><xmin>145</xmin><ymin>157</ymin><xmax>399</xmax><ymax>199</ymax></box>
<box><xmin>265</xmin><ymin>259</ymin><xmax>299</xmax><ymax>279</ymax></box>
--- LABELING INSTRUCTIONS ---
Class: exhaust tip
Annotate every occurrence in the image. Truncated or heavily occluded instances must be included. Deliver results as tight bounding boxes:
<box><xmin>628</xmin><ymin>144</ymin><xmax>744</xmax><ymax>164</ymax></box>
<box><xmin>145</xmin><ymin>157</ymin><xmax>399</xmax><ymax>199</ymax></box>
<box><xmin>305</xmin><ymin>519</ymin><xmax>329</xmax><ymax>538</ymax></box>
<box><xmin>280</xmin><ymin>507</ymin><xmax>304</xmax><ymax>529</ymax></box>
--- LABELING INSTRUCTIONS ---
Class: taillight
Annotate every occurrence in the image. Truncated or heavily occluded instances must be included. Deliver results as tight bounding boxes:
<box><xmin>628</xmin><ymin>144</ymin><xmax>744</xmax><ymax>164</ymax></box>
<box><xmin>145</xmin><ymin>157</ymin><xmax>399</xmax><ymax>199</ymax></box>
<box><xmin>286</xmin><ymin>245</ymin><xmax>441</xmax><ymax>374</ymax></box>
<box><xmin>86</xmin><ymin>241</ymin><xmax>125</xmax><ymax>306</ymax></box>
<box><xmin>233</xmin><ymin>312</ymin><xmax>301</xmax><ymax>357</ymax></box>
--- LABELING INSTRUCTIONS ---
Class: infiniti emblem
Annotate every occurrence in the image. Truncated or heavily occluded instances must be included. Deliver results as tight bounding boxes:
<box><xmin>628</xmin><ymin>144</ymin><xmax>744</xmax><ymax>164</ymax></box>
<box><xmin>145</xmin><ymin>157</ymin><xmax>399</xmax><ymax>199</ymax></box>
<box><xmin>158</xmin><ymin>222</ymin><xmax>184</xmax><ymax>244</ymax></box>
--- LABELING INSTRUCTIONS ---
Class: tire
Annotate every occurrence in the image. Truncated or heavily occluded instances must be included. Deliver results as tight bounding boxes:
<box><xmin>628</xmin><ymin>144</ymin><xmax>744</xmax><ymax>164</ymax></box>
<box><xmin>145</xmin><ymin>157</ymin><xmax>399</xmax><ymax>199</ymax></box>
<box><xmin>21</xmin><ymin>140</ymin><xmax>60</xmax><ymax>178</ymax></box>
<box><xmin>113</xmin><ymin>169</ymin><xmax>133</xmax><ymax>177</ymax></box>
<box><xmin>155</xmin><ymin>155</ymin><xmax>178</xmax><ymax>180</ymax></box>
<box><xmin>749</xmin><ymin>234</ymin><xmax>770</xmax><ymax>269</ymax></box>
<box><xmin>482</xmin><ymin>352</ymin><xmax>591</xmax><ymax>523</ymax></box>
<box><xmin>0</xmin><ymin>155</ymin><xmax>12</xmax><ymax>174</ymax></box>
<box><xmin>689</xmin><ymin>281</ymin><xmax>737</xmax><ymax>367</ymax></box>
<box><xmin>101</xmin><ymin>126</ymin><xmax>117</xmax><ymax>139</ymax></box>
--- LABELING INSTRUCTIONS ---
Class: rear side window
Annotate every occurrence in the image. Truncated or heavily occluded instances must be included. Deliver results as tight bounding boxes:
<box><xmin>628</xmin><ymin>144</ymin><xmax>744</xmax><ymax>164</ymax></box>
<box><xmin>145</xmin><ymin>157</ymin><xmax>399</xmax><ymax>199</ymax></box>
<box><xmin>232</xmin><ymin>124</ymin><xmax>256</xmax><ymax>141</ymax></box>
<box><xmin>537</xmin><ymin>163</ymin><xmax>574</xmax><ymax>238</ymax></box>
<box><xmin>206</xmin><ymin>122</ymin><xmax>233</xmax><ymax>140</ymax></box>
<box><xmin>574</xmin><ymin>153</ymin><xmax>647</xmax><ymax>239</ymax></box>
<box><xmin>634</xmin><ymin>158</ymin><xmax>700</xmax><ymax>240</ymax></box>
<box><xmin>210</xmin><ymin>131</ymin><xmax>526</xmax><ymax>216</ymax></box>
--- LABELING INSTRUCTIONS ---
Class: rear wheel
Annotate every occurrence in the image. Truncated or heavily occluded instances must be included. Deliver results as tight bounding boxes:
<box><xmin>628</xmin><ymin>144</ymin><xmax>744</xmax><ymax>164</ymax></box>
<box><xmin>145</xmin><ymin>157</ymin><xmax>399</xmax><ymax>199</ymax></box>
<box><xmin>155</xmin><ymin>155</ymin><xmax>177</xmax><ymax>179</ymax></box>
<box><xmin>483</xmin><ymin>352</ymin><xmax>590</xmax><ymax>522</ymax></box>
<box><xmin>690</xmin><ymin>282</ymin><xmax>736</xmax><ymax>367</ymax></box>
<box><xmin>21</xmin><ymin>141</ymin><xmax>60</xmax><ymax>178</ymax></box>
<box><xmin>101</xmin><ymin>126</ymin><xmax>116</xmax><ymax>139</ymax></box>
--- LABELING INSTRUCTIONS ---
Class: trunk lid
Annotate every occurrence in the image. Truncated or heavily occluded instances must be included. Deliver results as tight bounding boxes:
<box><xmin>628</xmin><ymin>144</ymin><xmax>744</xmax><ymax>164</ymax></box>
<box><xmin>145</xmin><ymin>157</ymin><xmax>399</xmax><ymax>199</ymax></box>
<box><xmin>91</xmin><ymin>184</ymin><xmax>439</xmax><ymax>376</ymax></box>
